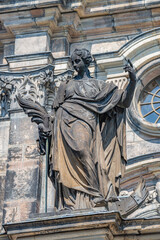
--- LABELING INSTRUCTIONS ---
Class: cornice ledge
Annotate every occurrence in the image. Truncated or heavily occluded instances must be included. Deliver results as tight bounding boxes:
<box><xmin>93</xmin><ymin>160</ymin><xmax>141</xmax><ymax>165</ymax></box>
<box><xmin>0</xmin><ymin>0</ymin><xmax>65</xmax><ymax>13</ymax></box>
<box><xmin>3</xmin><ymin>211</ymin><xmax>121</xmax><ymax>238</ymax></box>
<box><xmin>0</xmin><ymin>0</ymin><xmax>160</xmax><ymax>16</ymax></box>
<box><xmin>3</xmin><ymin>210</ymin><xmax>160</xmax><ymax>239</ymax></box>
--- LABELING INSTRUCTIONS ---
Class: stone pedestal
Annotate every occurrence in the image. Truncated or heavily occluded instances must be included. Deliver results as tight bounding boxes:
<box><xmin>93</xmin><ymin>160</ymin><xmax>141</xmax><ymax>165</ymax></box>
<box><xmin>3</xmin><ymin>210</ymin><xmax>119</xmax><ymax>240</ymax></box>
<box><xmin>3</xmin><ymin>210</ymin><xmax>160</xmax><ymax>240</ymax></box>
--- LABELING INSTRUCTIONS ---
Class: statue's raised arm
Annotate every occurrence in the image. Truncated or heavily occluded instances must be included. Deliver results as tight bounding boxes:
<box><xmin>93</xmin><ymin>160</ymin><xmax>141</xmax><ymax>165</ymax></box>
<box><xmin>118</xmin><ymin>59</ymin><xmax>137</xmax><ymax>108</ymax></box>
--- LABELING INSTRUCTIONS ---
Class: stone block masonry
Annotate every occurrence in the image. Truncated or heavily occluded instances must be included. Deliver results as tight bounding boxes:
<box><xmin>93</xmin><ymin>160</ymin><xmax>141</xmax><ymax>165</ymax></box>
<box><xmin>3</xmin><ymin>113</ymin><xmax>42</xmax><ymax>224</ymax></box>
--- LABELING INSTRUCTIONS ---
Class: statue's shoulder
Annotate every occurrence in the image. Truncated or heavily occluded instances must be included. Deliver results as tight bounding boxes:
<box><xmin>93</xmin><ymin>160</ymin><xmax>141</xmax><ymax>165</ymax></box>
<box><xmin>91</xmin><ymin>78</ymin><xmax>110</xmax><ymax>90</ymax></box>
<box><xmin>93</xmin><ymin>78</ymin><xmax>118</xmax><ymax>93</ymax></box>
<box><xmin>89</xmin><ymin>78</ymin><xmax>105</xmax><ymax>84</ymax></box>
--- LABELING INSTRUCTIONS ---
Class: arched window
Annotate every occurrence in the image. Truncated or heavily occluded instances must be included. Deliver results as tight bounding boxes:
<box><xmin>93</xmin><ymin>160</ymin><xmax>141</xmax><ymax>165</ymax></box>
<box><xmin>139</xmin><ymin>78</ymin><xmax>160</xmax><ymax>124</ymax></box>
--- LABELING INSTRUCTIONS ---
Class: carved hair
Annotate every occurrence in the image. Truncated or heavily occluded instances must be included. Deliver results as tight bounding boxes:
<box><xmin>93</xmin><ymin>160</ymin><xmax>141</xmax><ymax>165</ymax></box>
<box><xmin>71</xmin><ymin>48</ymin><xmax>92</xmax><ymax>67</ymax></box>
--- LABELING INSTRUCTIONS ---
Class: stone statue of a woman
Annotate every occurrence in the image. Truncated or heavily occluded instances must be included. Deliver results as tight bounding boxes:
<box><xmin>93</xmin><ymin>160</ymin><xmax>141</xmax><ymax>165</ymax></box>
<box><xmin>17</xmin><ymin>48</ymin><xmax>137</xmax><ymax>211</ymax></box>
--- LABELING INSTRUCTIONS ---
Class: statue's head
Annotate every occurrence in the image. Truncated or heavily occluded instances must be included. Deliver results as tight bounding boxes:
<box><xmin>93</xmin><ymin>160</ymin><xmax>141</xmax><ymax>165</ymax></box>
<box><xmin>71</xmin><ymin>48</ymin><xmax>92</xmax><ymax>73</ymax></box>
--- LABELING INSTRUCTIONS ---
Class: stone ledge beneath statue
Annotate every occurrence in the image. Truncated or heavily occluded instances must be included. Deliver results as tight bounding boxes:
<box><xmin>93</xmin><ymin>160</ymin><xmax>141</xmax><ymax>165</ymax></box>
<box><xmin>3</xmin><ymin>210</ymin><xmax>160</xmax><ymax>240</ymax></box>
<box><xmin>3</xmin><ymin>210</ymin><xmax>120</xmax><ymax>240</ymax></box>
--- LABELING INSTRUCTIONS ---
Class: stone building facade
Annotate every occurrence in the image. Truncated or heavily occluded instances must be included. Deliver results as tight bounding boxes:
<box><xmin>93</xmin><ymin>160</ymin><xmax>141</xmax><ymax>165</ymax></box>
<box><xmin>0</xmin><ymin>1</ymin><xmax>160</xmax><ymax>239</ymax></box>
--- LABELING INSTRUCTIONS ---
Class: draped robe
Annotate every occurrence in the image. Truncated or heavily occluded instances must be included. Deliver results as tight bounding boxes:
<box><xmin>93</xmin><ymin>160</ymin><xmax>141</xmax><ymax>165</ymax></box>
<box><xmin>49</xmin><ymin>78</ymin><xmax>127</xmax><ymax>210</ymax></box>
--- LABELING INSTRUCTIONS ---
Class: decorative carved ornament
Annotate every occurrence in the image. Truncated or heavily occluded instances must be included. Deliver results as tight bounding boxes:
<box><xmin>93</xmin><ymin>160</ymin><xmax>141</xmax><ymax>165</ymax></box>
<box><xmin>0</xmin><ymin>65</ymin><xmax>74</xmax><ymax>117</ymax></box>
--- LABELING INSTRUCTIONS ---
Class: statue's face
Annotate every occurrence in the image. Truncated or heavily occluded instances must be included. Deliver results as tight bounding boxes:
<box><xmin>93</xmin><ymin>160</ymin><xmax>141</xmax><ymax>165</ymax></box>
<box><xmin>71</xmin><ymin>54</ymin><xmax>85</xmax><ymax>73</ymax></box>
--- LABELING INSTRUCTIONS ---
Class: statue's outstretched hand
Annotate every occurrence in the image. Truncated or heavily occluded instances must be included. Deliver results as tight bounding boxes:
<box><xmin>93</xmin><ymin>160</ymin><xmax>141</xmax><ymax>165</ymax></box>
<box><xmin>124</xmin><ymin>59</ymin><xmax>136</xmax><ymax>82</ymax></box>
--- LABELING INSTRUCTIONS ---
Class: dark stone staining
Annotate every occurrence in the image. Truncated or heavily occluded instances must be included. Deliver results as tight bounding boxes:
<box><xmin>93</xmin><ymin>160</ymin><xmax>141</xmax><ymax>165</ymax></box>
<box><xmin>0</xmin><ymin>176</ymin><xmax>5</xmax><ymax>212</ymax></box>
<box><xmin>0</xmin><ymin>87</ymin><xmax>11</xmax><ymax>118</ymax></box>
<box><xmin>0</xmin><ymin>161</ymin><xmax>5</xmax><ymax>172</ymax></box>
<box><xmin>52</xmin><ymin>38</ymin><xmax>69</xmax><ymax>56</ymax></box>
<box><xmin>0</xmin><ymin>21</ymin><xmax>4</xmax><ymax>30</ymax></box>
<box><xmin>5</xmin><ymin>167</ymin><xmax>39</xmax><ymax>201</ymax></box>
<box><xmin>4</xmin><ymin>43</ymin><xmax>14</xmax><ymax>57</ymax></box>
<box><xmin>26</xmin><ymin>167</ymin><xmax>40</xmax><ymax>199</ymax></box>
<box><xmin>8</xmin><ymin>147</ymin><xmax>22</xmax><ymax>162</ymax></box>
<box><xmin>4</xmin><ymin>170</ymin><xmax>16</xmax><ymax>201</ymax></box>
<box><xmin>30</xmin><ymin>201</ymin><xmax>39</xmax><ymax>215</ymax></box>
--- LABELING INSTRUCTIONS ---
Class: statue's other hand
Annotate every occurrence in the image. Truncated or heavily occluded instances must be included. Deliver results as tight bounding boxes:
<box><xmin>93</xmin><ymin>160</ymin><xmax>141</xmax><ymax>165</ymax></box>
<box><xmin>123</xmin><ymin>59</ymin><xmax>136</xmax><ymax>81</ymax></box>
<box><xmin>38</xmin><ymin>123</ymin><xmax>51</xmax><ymax>138</ymax></box>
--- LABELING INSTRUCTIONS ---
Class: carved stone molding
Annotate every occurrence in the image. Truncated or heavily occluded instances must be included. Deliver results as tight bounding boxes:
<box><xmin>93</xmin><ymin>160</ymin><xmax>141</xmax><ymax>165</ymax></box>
<box><xmin>0</xmin><ymin>65</ymin><xmax>54</xmax><ymax>116</ymax></box>
<box><xmin>0</xmin><ymin>75</ymin><xmax>14</xmax><ymax>117</ymax></box>
<box><xmin>107</xmin><ymin>77</ymin><xmax>128</xmax><ymax>90</ymax></box>
<box><xmin>3</xmin><ymin>210</ymin><xmax>160</xmax><ymax>239</ymax></box>
<box><xmin>0</xmin><ymin>65</ymin><xmax>74</xmax><ymax>117</ymax></box>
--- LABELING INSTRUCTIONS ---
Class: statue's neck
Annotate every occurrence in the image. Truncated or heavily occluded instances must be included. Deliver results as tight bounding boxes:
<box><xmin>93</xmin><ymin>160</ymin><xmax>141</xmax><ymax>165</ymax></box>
<box><xmin>75</xmin><ymin>68</ymin><xmax>91</xmax><ymax>80</ymax></box>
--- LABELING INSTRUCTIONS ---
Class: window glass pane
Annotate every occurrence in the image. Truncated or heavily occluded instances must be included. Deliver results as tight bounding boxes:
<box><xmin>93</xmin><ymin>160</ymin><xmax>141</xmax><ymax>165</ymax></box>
<box><xmin>141</xmin><ymin>104</ymin><xmax>152</xmax><ymax>116</ymax></box>
<box><xmin>140</xmin><ymin>92</ymin><xmax>152</xmax><ymax>103</ymax></box>
<box><xmin>145</xmin><ymin>112</ymin><xmax>158</xmax><ymax>123</ymax></box>
<box><xmin>155</xmin><ymin>79</ymin><xmax>160</xmax><ymax>86</ymax></box>
<box><xmin>155</xmin><ymin>90</ymin><xmax>160</xmax><ymax>97</ymax></box>
<box><xmin>153</xmin><ymin>96</ymin><xmax>160</xmax><ymax>102</ymax></box>
<box><xmin>153</xmin><ymin>103</ymin><xmax>160</xmax><ymax>109</ymax></box>
<box><xmin>151</xmin><ymin>85</ymin><xmax>159</xmax><ymax>94</ymax></box>
<box><xmin>155</xmin><ymin>107</ymin><xmax>160</xmax><ymax>114</ymax></box>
